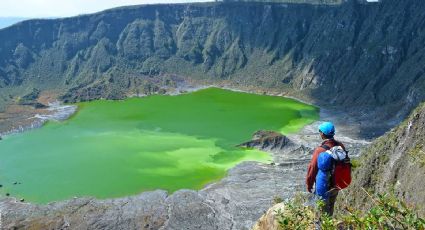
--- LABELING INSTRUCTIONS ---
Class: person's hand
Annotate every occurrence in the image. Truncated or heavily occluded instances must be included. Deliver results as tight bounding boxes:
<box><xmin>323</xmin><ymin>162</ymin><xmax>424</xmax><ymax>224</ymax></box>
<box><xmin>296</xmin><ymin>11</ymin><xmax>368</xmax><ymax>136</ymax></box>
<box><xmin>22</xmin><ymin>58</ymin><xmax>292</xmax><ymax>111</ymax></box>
<box><xmin>307</xmin><ymin>187</ymin><xmax>312</xmax><ymax>193</ymax></box>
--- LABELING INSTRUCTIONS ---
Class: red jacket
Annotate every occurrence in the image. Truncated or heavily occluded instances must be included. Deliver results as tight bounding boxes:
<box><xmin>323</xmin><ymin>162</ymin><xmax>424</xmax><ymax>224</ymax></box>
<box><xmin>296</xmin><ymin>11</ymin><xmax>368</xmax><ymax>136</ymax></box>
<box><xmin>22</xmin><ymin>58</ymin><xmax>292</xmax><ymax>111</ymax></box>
<box><xmin>306</xmin><ymin>139</ymin><xmax>345</xmax><ymax>192</ymax></box>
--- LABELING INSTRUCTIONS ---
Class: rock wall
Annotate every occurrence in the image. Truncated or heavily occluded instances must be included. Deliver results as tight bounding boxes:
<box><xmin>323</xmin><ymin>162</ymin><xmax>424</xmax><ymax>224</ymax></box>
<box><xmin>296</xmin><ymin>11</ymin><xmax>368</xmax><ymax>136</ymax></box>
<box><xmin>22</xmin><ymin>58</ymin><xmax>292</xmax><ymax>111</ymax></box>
<box><xmin>252</xmin><ymin>203</ymin><xmax>285</xmax><ymax>230</ymax></box>
<box><xmin>342</xmin><ymin>102</ymin><xmax>425</xmax><ymax>216</ymax></box>
<box><xmin>253</xmin><ymin>103</ymin><xmax>425</xmax><ymax>229</ymax></box>
<box><xmin>0</xmin><ymin>0</ymin><xmax>424</xmax><ymax>123</ymax></box>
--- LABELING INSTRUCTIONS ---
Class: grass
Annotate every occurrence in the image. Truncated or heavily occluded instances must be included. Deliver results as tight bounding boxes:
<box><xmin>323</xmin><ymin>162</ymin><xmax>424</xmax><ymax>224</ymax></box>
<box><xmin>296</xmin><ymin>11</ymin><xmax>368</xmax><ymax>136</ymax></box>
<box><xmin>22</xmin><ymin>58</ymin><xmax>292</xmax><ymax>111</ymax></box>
<box><xmin>275</xmin><ymin>190</ymin><xmax>425</xmax><ymax>229</ymax></box>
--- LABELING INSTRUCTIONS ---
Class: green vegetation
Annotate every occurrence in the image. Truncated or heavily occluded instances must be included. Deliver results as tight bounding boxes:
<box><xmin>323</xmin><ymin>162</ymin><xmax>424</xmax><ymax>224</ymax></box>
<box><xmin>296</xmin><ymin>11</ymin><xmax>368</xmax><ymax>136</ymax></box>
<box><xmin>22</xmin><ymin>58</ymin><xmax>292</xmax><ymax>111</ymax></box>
<box><xmin>273</xmin><ymin>196</ymin><xmax>284</xmax><ymax>204</ymax></box>
<box><xmin>276</xmin><ymin>192</ymin><xmax>425</xmax><ymax>229</ymax></box>
<box><xmin>0</xmin><ymin>0</ymin><xmax>424</xmax><ymax>117</ymax></box>
<box><xmin>0</xmin><ymin>88</ymin><xmax>318</xmax><ymax>203</ymax></box>
<box><xmin>273</xmin><ymin>103</ymin><xmax>425</xmax><ymax>229</ymax></box>
<box><xmin>409</xmin><ymin>143</ymin><xmax>425</xmax><ymax>167</ymax></box>
<box><xmin>342</xmin><ymin>102</ymin><xmax>425</xmax><ymax>217</ymax></box>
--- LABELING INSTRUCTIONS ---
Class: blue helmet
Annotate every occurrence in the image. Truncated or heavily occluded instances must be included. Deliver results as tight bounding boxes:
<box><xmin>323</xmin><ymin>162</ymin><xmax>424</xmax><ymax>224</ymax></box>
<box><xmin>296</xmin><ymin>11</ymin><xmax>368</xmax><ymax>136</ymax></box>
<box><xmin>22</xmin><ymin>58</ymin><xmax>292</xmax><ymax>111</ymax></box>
<box><xmin>319</xmin><ymin>122</ymin><xmax>335</xmax><ymax>136</ymax></box>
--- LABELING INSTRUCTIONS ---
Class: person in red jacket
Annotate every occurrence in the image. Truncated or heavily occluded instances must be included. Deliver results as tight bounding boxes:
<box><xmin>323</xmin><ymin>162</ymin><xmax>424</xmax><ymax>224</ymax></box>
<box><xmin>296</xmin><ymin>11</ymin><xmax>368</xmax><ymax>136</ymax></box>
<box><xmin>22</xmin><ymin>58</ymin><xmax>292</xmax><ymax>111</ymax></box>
<box><xmin>306</xmin><ymin>122</ymin><xmax>345</xmax><ymax>216</ymax></box>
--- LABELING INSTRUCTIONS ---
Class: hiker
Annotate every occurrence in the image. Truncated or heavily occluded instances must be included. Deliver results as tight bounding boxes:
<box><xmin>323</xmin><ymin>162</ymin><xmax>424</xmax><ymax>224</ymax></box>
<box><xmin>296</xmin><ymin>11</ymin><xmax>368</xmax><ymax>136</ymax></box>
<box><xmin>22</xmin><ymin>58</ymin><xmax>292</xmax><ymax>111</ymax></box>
<box><xmin>306</xmin><ymin>122</ymin><xmax>351</xmax><ymax>217</ymax></box>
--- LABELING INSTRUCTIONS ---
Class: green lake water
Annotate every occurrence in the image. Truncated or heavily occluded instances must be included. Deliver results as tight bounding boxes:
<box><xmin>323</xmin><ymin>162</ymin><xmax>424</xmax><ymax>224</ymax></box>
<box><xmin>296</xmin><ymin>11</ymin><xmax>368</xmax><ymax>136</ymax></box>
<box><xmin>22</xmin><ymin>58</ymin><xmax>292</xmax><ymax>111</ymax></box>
<box><xmin>0</xmin><ymin>88</ymin><xmax>318</xmax><ymax>203</ymax></box>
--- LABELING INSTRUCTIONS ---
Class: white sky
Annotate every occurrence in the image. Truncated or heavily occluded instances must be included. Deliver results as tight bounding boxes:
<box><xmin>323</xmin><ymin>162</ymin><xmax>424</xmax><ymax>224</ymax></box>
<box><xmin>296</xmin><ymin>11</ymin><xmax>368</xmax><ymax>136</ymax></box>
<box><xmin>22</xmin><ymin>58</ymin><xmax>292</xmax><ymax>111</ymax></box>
<box><xmin>0</xmin><ymin>0</ymin><xmax>212</xmax><ymax>18</ymax></box>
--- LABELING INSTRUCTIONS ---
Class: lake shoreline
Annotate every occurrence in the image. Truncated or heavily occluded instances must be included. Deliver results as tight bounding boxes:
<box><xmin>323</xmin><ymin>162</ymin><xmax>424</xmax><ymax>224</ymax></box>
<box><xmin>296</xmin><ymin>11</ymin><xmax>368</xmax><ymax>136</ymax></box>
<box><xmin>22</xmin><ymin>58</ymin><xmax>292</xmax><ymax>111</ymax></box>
<box><xmin>0</xmin><ymin>84</ymin><xmax>372</xmax><ymax>229</ymax></box>
<box><xmin>0</xmin><ymin>102</ymin><xmax>77</xmax><ymax>137</ymax></box>
<box><xmin>0</xmin><ymin>84</ymin><xmax>317</xmax><ymax>138</ymax></box>
<box><xmin>0</xmin><ymin>102</ymin><xmax>371</xmax><ymax>229</ymax></box>
<box><xmin>0</xmin><ymin>87</ymin><xmax>318</xmax><ymax>203</ymax></box>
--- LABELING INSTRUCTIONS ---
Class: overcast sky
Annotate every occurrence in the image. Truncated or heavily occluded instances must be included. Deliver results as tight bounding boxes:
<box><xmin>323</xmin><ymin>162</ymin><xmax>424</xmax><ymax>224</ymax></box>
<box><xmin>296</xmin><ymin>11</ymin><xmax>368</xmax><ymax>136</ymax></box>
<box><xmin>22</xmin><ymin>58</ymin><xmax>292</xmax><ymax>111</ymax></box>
<box><xmin>0</xmin><ymin>0</ymin><xmax>212</xmax><ymax>18</ymax></box>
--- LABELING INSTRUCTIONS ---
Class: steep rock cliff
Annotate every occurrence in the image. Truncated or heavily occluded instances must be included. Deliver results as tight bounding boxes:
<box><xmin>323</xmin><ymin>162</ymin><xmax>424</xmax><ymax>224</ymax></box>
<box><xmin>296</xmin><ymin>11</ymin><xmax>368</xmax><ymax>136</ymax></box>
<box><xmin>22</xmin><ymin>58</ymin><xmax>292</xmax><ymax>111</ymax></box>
<box><xmin>253</xmin><ymin>102</ymin><xmax>425</xmax><ymax>229</ymax></box>
<box><xmin>0</xmin><ymin>0</ymin><xmax>424</xmax><ymax>126</ymax></box>
<box><xmin>343</xmin><ymin>102</ymin><xmax>425</xmax><ymax>216</ymax></box>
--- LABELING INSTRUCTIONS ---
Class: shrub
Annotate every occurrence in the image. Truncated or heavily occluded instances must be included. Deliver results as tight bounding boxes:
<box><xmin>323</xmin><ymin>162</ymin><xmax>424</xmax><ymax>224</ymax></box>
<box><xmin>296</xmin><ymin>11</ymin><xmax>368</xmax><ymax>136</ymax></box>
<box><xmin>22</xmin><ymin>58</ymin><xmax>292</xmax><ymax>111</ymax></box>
<box><xmin>275</xmin><ymin>190</ymin><xmax>425</xmax><ymax>229</ymax></box>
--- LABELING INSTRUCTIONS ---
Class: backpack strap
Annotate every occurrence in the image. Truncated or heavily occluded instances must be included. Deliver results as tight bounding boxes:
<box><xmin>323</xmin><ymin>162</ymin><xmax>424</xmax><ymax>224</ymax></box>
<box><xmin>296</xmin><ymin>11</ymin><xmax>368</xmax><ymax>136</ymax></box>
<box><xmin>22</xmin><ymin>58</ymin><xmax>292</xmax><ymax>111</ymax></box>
<box><xmin>321</xmin><ymin>144</ymin><xmax>331</xmax><ymax>151</ymax></box>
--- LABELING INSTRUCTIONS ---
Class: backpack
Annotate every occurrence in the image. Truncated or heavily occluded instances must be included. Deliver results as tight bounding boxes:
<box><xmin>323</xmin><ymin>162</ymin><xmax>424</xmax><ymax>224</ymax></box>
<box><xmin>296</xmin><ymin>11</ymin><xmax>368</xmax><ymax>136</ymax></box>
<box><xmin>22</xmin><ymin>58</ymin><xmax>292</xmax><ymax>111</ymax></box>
<box><xmin>322</xmin><ymin>144</ymin><xmax>352</xmax><ymax>190</ymax></box>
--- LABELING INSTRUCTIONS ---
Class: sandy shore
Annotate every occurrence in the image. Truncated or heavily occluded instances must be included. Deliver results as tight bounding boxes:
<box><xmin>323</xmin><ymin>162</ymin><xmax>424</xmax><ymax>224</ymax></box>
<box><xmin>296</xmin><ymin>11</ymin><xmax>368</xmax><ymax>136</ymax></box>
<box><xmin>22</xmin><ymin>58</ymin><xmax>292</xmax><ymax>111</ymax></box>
<box><xmin>0</xmin><ymin>102</ymin><xmax>77</xmax><ymax>137</ymax></box>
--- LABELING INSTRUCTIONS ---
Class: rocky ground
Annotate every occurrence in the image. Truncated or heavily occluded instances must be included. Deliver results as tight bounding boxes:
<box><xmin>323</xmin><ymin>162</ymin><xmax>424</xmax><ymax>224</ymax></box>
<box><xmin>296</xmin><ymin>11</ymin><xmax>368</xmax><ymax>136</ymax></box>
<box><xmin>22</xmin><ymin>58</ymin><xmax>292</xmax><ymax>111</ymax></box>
<box><xmin>253</xmin><ymin>104</ymin><xmax>425</xmax><ymax>230</ymax></box>
<box><xmin>0</xmin><ymin>90</ymin><xmax>77</xmax><ymax>137</ymax></box>
<box><xmin>0</xmin><ymin>0</ymin><xmax>423</xmax><ymax>228</ymax></box>
<box><xmin>0</xmin><ymin>103</ymin><xmax>370</xmax><ymax>229</ymax></box>
<box><xmin>0</xmin><ymin>103</ymin><xmax>77</xmax><ymax>137</ymax></box>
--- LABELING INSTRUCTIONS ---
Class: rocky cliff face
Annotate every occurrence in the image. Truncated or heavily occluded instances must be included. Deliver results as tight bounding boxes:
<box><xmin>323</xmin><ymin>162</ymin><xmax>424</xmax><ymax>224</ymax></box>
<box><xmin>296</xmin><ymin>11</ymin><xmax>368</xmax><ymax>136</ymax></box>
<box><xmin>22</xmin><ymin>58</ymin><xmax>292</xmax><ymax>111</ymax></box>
<box><xmin>0</xmin><ymin>0</ymin><xmax>424</xmax><ymax>125</ymax></box>
<box><xmin>342</xmin><ymin>102</ymin><xmax>425</xmax><ymax>216</ymax></box>
<box><xmin>253</xmin><ymin>102</ymin><xmax>425</xmax><ymax>229</ymax></box>
<box><xmin>1</xmin><ymin>0</ymin><xmax>425</xmax><ymax>228</ymax></box>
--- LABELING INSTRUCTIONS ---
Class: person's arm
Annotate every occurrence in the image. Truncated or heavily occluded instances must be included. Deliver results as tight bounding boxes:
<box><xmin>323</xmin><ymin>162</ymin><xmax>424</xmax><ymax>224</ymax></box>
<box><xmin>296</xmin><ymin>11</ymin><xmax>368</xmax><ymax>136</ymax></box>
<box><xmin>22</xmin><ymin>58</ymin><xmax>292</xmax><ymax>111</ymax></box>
<box><xmin>306</xmin><ymin>147</ymin><xmax>321</xmax><ymax>193</ymax></box>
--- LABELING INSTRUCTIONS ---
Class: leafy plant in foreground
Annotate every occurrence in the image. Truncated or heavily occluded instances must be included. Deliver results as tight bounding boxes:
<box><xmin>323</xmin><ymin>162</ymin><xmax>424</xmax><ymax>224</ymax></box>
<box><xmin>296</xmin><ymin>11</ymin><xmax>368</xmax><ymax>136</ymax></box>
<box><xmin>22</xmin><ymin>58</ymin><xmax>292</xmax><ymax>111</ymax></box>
<box><xmin>275</xmin><ymin>190</ymin><xmax>425</xmax><ymax>229</ymax></box>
